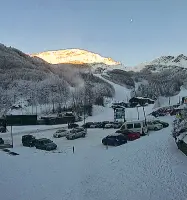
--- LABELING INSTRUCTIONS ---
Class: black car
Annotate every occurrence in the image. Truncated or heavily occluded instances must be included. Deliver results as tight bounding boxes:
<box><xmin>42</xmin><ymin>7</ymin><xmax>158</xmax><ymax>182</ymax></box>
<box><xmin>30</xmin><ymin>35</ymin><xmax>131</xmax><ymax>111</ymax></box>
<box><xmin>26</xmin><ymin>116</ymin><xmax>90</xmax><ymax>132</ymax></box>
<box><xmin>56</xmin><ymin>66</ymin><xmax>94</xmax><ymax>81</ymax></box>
<box><xmin>102</xmin><ymin>134</ymin><xmax>127</xmax><ymax>146</ymax></box>
<box><xmin>0</xmin><ymin>126</ymin><xmax>6</xmax><ymax>133</ymax></box>
<box><xmin>68</xmin><ymin>123</ymin><xmax>79</xmax><ymax>129</ymax></box>
<box><xmin>22</xmin><ymin>135</ymin><xmax>36</xmax><ymax>147</ymax></box>
<box><xmin>82</xmin><ymin>122</ymin><xmax>94</xmax><ymax>128</ymax></box>
<box><xmin>0</xmin><ymin>138</ymin><xmax>4</xmax><ymax>145</ymax></box>
<box><xmin>35</xmin><ymin>138</ymin><xmax>57</xmax><ymax>151</ymax></box>
<box><xmin>99</xmin><ymin>121</ymin><xmax>110</xmax><ymax>128</ymax></box>
<box><xmin>155</xmin><ymin>120</ymin><xmax>169</xmax><ymax>128</ymax></box>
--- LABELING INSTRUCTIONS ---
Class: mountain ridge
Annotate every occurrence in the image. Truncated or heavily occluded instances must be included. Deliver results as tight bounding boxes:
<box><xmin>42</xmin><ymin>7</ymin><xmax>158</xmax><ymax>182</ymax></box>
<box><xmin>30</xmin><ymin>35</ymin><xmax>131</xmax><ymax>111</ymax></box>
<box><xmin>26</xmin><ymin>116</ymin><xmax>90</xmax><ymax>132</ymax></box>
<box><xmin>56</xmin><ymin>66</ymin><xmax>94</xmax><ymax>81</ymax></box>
<box><xmin>31</xmin><ymin>48</ymin><xmax>120</xmax><ymax>65</ymax></box>
<box><xmin>128</xmin><ymin>54</ymin><xmax>187</xmax><ymax>72</ymax></box>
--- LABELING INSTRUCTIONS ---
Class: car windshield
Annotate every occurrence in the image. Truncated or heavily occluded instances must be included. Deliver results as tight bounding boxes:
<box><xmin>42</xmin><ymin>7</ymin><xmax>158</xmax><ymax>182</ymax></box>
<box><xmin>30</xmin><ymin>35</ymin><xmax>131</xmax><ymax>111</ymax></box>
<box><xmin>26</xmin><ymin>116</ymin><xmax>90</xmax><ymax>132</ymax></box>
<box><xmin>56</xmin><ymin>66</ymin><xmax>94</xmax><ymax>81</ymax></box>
<box><xmin>59</xmin><ymin>129</ymin><xmax>66</xmax><ymax>132</ymax></box>
<box><xmin>70</xmin><ymin>129</ymin><xmax>77</xmax><ymax>133</ymax></box>
<box><xmin>43</xmin><ymin>139</ymin><xmax>52</xmax><ymax>144</ymax></box>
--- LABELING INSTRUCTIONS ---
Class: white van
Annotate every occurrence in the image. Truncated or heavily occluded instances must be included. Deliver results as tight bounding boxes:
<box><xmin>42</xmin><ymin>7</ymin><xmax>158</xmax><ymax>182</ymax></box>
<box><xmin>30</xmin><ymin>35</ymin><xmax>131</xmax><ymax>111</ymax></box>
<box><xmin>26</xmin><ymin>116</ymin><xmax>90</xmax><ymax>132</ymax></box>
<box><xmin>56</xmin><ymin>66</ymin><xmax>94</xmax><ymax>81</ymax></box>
<box><xmin>120</xmin><ymin>120</ymin><xmax>148</xmax><ymax>135</ymax></box>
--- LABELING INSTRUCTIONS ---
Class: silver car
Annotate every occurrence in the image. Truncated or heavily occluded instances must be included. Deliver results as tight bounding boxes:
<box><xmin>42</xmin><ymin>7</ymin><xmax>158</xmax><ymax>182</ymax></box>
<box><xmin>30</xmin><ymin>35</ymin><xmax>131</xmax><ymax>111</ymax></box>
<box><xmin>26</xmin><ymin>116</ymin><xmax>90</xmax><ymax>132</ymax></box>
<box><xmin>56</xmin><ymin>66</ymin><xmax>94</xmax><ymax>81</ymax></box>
<box><xmin>147</xmin><ymin>121</ymin><xmax>163</xmax><ymax>131</ymax></box>
<box><xmin>66</xmin><ymin>127</ymin><xmax>86</xmax><ymax>140</ymax></box>
<box><xmin>53</xmin><ymin>129</ymin><xmax>69</xmax><ymax>138</ymax></box>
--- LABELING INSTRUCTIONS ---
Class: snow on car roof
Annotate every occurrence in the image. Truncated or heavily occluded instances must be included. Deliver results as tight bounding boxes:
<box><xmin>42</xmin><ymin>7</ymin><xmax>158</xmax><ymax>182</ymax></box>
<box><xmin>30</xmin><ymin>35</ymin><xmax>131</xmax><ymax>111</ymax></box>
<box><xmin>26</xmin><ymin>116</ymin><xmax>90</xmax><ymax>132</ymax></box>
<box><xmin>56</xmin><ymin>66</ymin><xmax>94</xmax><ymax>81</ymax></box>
<box><xmin>125</xmin><ymin>120</ymin><xmax>144</xmax><ymax>123</ymax></box>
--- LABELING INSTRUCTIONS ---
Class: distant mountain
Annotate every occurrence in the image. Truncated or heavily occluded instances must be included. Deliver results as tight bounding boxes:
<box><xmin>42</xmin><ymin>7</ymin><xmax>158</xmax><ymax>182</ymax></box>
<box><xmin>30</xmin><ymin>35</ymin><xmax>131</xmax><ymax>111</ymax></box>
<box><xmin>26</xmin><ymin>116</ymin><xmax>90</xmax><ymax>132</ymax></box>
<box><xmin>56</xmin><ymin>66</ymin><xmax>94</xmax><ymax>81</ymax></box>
<box><xmin>31</xmin><ymin>49</ymin><xmax>120</xmax><ymax>65</ymax></box>
<box><xmin>129</xmin><ymin>54</ymin><xmax>187</xmax><ymax>72</ymax></box>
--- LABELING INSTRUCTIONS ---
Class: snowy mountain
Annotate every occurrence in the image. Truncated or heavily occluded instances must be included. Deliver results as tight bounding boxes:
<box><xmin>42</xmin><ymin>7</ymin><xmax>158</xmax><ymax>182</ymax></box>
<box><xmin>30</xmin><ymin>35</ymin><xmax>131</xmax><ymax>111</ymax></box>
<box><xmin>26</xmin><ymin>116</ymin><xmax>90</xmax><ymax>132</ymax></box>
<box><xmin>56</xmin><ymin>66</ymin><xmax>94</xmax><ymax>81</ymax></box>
<box><xmin>31</xmin><ymin>49</ymin><xmax>120</xmax><ymax>65</ymax></box>
<box><xmin>130</xmin><ymin>54</ymin><xmax>187</xmax><ymax>72</ymax></box>
<box><xmin>150</xmin><ymin>54</ymin><xmax>187</xmax><ymax>67</ymax></box>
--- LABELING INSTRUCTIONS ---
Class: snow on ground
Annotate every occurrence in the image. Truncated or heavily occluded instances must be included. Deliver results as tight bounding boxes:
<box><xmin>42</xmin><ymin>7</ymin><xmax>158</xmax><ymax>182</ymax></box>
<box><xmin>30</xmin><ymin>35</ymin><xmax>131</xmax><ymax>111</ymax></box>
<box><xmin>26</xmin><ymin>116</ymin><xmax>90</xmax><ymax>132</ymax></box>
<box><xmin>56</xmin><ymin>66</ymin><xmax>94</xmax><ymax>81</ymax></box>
<box><xmin>2</xmin><ymin>124</ymin><xmax>68</xmax><ymax>136</ymax></box>
<box><xmin>1</xmin><ymin>116</ymin><xmax>187</xmax><ymax>200</ymax></box>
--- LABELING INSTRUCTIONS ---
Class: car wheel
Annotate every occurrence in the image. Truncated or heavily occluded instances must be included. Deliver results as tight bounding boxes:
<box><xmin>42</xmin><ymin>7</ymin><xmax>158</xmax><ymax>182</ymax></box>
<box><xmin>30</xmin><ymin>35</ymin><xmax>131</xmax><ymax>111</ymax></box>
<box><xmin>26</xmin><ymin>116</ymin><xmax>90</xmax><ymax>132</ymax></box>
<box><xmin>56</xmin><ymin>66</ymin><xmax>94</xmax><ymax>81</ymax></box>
<box><xmin>154</xmin><ymin>127</ymin><xmax>158</xmax><ymax>131</ymax></box>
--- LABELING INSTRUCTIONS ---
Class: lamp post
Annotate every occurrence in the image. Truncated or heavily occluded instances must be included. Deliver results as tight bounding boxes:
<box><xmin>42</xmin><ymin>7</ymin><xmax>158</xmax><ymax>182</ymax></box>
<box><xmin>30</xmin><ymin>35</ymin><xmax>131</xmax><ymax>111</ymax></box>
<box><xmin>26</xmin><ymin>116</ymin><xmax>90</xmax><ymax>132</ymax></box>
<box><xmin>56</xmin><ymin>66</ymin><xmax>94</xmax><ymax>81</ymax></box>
<box><xmin>10</xmin><ymin>115</ymin><xmax>13</xmax><ymax>148</ymax></box>
<box><xmin>142</xmin><ymin>106</ymin><xmax>147</xmax><ymax>125</ymax></box>
<box><xmin>136</xmin><ymin>106</ymin><xmax>139</xmax><ymax>120</ymax></box>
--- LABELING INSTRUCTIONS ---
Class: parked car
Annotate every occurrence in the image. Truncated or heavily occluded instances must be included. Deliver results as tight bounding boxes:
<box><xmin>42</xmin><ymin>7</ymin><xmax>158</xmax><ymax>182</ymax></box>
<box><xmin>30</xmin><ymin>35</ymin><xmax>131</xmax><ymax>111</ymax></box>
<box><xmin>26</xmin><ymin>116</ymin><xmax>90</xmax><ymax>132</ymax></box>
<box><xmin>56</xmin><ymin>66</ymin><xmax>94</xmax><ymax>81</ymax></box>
<box><xmin>105</xmin><ymin>123</ymin><xmax>114</xmax><ymax>129</ymax></box>
<box><xmin>35</xmin><ymin>138</ymin><xmax>57</xmax><ymax>151</ymax></box>
<box><xmin>82</xmin><ymin>122</ymin><xmax>94</xmax><ymax>128</ymax></box>
<box><xmin>120</xmin><ymin>120</ymin><xmax>148</xmax><ymax>136</ymax></box>
<box><xmin>147</xmin><ymin>121</ymin><xmax>163</xmax><ymax>131</ymax></box>
<box><xmin>53</xmin><ymin>129</ymin><xmax>69</xmax><ymax>138</ymax></box>
<box><xmin>22</xmin><ymin>135</ymin><xmax>36</xmax><ymax>147</ymax></box>
<box><xmin>90</xmin><ymin>122</ymin><xmax>101</xmax><ymax>128</ymax></box>
<box><xmin>0</xmin><ymin>126</ymin><xmax>6</xmax><ymax>133</ymax></box>
<box><xmin>154</xmin><ymin>120</ymin><xmax>169</xmax><ymax>128</ymax></box>
<box><xmin>0</xmin><ymin>137</ymin><xmax>4</xmax><ymax>145</ymax></box>
<box><xmin>66</xmin><ymin>127</ymin><xmax>86</xmax><ymax>140</ymax></box>
<box><xmin>95</xmin><ymin>122</ymin><xmax>103</xmax><ymax>128</ymax></box>
<box><xmin>102</xmin><ymin>134</ymin><xmax>127</xmax><ymax>146</ymax></box>
<box><xmin>68</xmin><ymin>123</ymin><xmax>79</xmax><ymax>129</ymax></box>
<box><xmin>98</xmin><ymin>121</ymin><xmax>109</xmax><ymax>128</ymax></box>
<box><xmin>113</xmin><ymin>122</ymin><xmax>123</xmax><ymax>129</ymax></box>
<box><xmin>151</xmin><ymin>111</ymin><xmax>166</xmax><ymax>117</ymax></box>
<box><xmin>116</xmin><ymin>129</ymin><xmax>140</xmax><ymax>141</ymax></box>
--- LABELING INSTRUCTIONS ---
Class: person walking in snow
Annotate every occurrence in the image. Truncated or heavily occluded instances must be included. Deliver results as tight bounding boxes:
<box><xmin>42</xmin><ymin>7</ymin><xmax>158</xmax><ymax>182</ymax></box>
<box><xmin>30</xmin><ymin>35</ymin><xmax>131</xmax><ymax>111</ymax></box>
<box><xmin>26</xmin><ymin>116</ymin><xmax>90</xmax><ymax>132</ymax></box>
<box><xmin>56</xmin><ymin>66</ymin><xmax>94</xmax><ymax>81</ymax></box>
<box><xmin>73</xmin><ymin>146</ymin><xmax>75</xmax><ymax>153</ymax></box>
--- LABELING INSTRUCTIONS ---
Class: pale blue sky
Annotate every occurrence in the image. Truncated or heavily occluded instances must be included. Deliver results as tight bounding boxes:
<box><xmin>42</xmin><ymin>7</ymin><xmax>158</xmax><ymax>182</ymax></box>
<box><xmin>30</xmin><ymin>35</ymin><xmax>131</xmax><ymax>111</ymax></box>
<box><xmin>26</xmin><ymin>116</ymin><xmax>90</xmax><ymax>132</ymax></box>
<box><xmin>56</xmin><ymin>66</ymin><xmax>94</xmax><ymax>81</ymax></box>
<box><xmin>0</xmin><ymin>0</ymin><xmax>187</xmax><ymax>66</ymax></box>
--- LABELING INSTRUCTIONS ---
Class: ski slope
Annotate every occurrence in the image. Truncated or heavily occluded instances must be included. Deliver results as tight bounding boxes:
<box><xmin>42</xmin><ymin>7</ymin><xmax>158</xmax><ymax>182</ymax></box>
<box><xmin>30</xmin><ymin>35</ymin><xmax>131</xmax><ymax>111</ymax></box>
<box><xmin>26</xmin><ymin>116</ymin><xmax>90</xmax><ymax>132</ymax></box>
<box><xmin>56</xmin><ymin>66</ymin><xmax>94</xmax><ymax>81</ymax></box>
<box><xmin>95</xmin><ymin>74</ymin><xmax>132</xmax><ymax>102</ymax></box>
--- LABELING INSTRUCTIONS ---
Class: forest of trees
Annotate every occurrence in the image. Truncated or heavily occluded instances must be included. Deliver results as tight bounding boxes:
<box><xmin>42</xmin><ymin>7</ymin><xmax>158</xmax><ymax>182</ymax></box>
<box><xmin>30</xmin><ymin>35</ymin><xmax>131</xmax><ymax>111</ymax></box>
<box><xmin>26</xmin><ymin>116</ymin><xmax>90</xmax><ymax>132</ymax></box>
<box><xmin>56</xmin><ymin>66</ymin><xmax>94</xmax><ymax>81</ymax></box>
<box><xmin>0</xmin><ymin>44</ymin><xmax>115</xmax><ymax>115</ymax></box>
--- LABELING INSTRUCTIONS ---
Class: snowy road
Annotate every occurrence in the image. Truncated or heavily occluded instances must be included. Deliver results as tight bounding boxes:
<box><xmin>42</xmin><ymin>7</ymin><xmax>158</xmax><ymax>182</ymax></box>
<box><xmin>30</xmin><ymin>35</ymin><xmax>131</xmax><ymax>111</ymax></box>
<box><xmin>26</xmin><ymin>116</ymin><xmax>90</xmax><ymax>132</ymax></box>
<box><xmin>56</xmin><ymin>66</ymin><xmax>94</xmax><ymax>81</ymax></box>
<box><xmin>1</xmin><ymin>117</ymin><xmax>187</xmax><ymax>200</ymax></box>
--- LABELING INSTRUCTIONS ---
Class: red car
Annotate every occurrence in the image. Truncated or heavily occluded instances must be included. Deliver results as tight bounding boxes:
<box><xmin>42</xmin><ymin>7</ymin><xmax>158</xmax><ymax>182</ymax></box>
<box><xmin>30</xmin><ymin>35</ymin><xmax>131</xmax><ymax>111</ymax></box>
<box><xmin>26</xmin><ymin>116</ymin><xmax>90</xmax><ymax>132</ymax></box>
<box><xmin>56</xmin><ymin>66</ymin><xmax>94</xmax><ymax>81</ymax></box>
<box><xmin>116</xmin><ymin>129</ymin><xmax>140</xmax><ymax>141</ymax></box>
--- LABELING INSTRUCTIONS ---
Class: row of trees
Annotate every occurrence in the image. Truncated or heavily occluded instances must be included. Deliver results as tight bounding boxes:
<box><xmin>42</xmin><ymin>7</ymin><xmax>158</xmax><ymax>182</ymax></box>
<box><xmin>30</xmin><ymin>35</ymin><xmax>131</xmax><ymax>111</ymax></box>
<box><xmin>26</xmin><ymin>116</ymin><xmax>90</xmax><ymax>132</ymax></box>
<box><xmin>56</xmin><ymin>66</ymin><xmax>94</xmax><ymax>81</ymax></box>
<box><xmin>0</xmin><ymin>72</ymin><xmax>115</xmax><ymax>116</ymax></box>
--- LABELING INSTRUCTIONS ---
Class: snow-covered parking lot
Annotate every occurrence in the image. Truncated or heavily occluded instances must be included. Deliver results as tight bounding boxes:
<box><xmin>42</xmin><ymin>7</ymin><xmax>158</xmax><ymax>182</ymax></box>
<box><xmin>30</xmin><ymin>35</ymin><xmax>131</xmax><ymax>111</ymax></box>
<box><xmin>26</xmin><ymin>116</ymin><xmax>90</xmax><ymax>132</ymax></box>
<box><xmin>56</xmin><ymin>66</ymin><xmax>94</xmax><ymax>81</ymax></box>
<box><xmin>1</xmin><ymin>116</ymin><xmax>187</xmax><ymax>200</ymax></box>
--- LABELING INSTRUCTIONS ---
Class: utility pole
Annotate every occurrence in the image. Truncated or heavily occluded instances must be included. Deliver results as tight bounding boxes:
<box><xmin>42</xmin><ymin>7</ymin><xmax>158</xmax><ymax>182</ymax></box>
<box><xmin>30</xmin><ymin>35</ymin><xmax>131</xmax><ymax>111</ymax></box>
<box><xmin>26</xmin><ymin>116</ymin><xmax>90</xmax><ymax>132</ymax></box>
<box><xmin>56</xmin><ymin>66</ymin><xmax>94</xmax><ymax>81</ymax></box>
<box><xmin>136</xmin><ymin>106</ymin><xmax>139</xmax><ymax>120</ymax></box>
<box><xmin>36</xmin><ymin>94</ymin><xmax>38</xmax><ymax>116</ymax></box>
<box><xmin>31</xmin><ymin>91</ymin><xmax>34</xmax><ymax>115</ymax></box>
<box><xmin>83</xmin><ymin>78</ymin><xmax>87</xmax><ymax>133</ymax></box>
<box><xmin>83</xmin><ymin>87</ymin><xmax>86</xmax><ymax>125</ymax></box>
<box><xmin>14</xmin><ymin>94</ymin><xmax>16</xmax><ymax>104</ymax></box>
<box><xmin>142</xmin><ymin>106</ymin><xmax>147</xmax><ymax>125</ymax></box>
<box><xmin>10</xmin><ymin>125</ymin><xmax>13</xmax><ymax>148</ymax></box>
<box><xmin>21</xmin><ymin>93</ymin><xmax>23</xmax><ymax>115</ymax></box>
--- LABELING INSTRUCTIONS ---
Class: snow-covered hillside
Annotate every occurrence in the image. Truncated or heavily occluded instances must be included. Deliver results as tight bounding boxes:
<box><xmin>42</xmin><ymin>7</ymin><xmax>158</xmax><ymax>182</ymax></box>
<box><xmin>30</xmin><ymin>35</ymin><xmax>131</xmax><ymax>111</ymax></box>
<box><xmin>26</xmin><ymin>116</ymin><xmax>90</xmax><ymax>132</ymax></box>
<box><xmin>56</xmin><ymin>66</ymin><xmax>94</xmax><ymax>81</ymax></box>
<box><xmin>31</xmin><ymin>49</ymin><xmax>120</xmax><ymax>65</ymax></box>
<box><xmin>129</xmin><ymin>54</ymin><xmax>187</xmax><ymax>72</ymax></box>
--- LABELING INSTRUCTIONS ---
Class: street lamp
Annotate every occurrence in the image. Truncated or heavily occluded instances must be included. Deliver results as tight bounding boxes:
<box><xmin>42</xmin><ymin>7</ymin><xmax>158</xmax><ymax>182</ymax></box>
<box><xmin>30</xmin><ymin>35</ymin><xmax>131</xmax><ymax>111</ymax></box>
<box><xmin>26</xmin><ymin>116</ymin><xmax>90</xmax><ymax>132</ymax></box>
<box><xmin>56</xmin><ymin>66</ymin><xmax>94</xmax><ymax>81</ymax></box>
<box><xmin>142</xmin><ymin>106</ymin><xmax>147</xmax><ymax>125</ymax></box>
<box><xmin>136</xmin><ymin>106</ymin><xmax>139</xmax><ymax>120</ymax></box>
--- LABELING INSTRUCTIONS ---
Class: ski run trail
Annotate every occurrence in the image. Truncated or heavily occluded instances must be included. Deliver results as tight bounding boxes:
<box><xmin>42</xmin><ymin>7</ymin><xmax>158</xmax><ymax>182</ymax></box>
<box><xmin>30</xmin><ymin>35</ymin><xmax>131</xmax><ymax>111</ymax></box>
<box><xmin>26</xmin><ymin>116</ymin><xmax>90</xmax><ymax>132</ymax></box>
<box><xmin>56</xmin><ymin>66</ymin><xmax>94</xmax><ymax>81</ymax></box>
<box><xmin>1</xmin><ymin>76</ymin><xmax>187</xmax><ymax>200</ymax></box>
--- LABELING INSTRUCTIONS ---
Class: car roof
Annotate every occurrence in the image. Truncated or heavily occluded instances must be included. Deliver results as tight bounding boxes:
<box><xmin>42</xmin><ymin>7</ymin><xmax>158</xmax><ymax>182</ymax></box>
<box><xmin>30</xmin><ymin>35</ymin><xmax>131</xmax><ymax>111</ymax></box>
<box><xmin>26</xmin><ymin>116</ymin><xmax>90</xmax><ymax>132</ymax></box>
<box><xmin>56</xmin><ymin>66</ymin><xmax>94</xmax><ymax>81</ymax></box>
<box><xmin>37</xmin><ymin>138</ymin><xmax>51</xmax><ymax>141</ymax></box>
<box><xmin>108</xmin><ymin>133</ymin><xmax>124</xmax><ymax>137</ymax></box>
<box><xmin>23</xmin><ymin>134</ymin><xmax>34</xmax><ymax>137</ymax></box>
<box><xmin>124</xmin><ymin>120</ymin><xmax>144</xmax><ymax>123</ymax></box>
